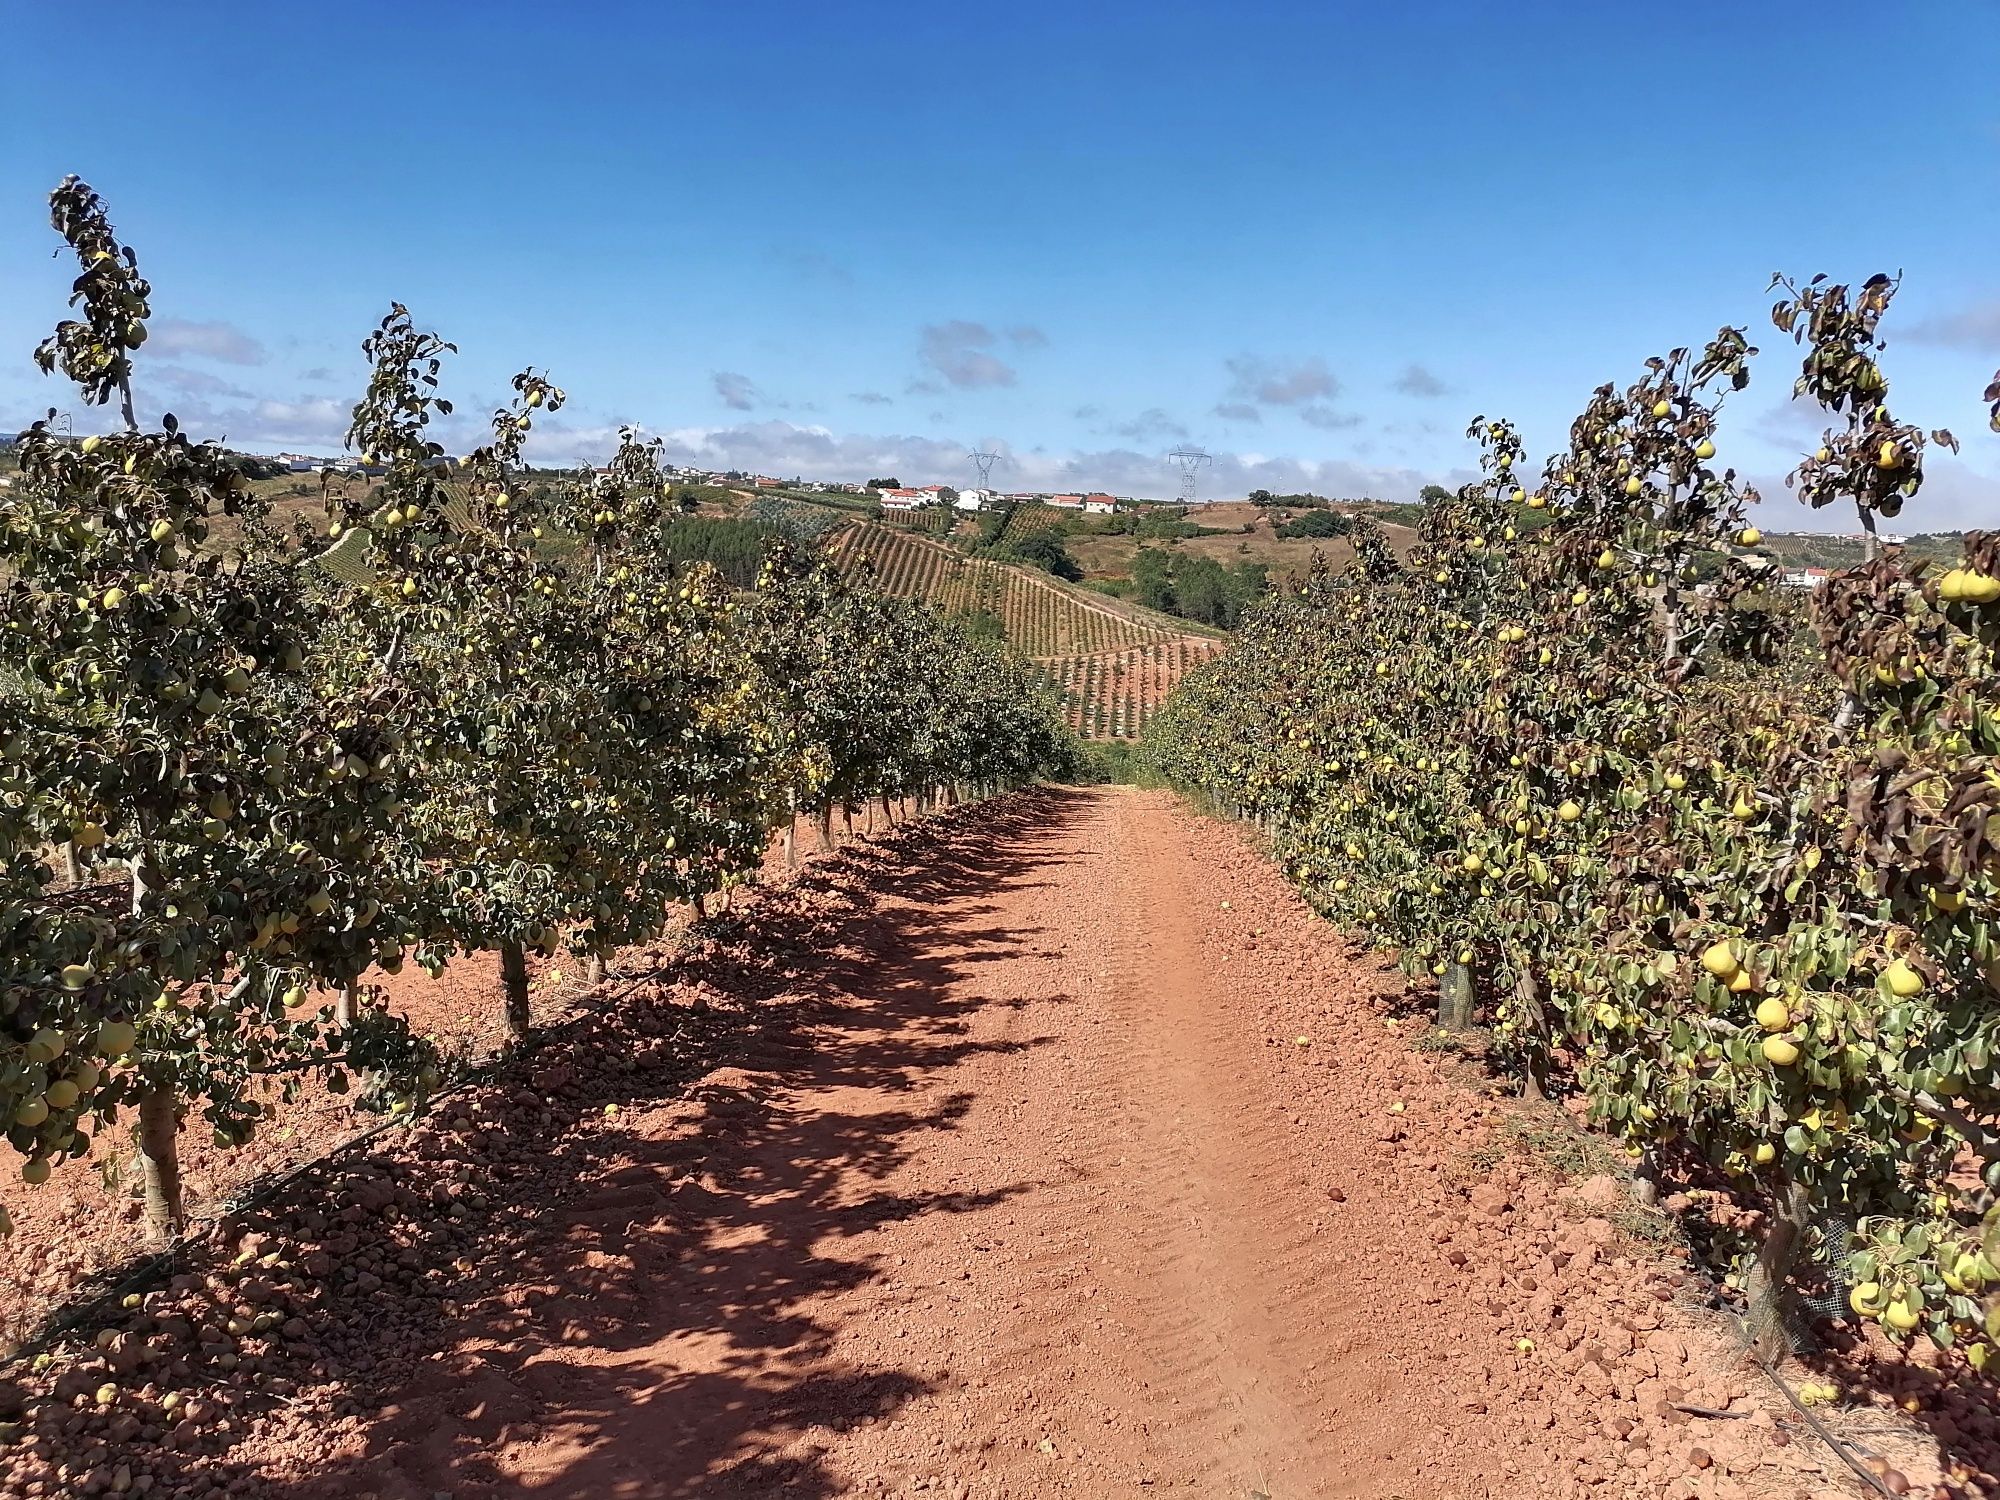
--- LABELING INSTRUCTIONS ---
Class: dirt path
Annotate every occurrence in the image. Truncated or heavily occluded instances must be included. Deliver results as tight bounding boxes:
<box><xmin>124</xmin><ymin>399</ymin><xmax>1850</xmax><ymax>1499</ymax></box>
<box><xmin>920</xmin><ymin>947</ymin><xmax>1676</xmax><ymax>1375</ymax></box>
<box><xmin>9</xmin><ymin>788</ymin><xmax>1962</xmax><ymax>1499</ymax></box>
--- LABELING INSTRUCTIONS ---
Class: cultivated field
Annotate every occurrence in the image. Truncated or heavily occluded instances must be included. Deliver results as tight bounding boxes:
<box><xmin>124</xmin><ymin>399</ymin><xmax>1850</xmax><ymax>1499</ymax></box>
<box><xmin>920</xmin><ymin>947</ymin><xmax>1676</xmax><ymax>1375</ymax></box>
<box><xmin>823</xmin><ymin>520</ymin><xmax>1224</xmax><ymax>737</ymax></box>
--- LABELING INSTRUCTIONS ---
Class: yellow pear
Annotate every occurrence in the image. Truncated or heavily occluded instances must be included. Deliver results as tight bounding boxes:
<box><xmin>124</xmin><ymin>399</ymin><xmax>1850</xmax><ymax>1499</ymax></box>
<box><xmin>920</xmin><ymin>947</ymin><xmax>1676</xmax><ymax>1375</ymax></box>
<box><xmin>1760</xmin><ymin>1034</ymin><xmax>1800</xmax><ymax>1066</ymax></box>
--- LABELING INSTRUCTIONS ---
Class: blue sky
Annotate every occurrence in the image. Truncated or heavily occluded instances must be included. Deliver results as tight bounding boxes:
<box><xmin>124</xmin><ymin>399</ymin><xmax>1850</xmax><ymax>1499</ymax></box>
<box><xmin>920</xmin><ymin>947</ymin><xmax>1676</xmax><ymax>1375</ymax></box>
<box><xmin>4</xmin><ymin>0</ymin><xmax>1998</xmax><ymax>526</ymax></box>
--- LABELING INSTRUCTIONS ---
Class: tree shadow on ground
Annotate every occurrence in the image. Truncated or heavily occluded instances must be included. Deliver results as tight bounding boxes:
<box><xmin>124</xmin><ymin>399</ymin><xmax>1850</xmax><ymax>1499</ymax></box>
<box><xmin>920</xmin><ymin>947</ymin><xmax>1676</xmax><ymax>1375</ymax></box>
<box><xmin>145</xmin><ymin>785</ymin><xmax>1102</xmax><ymax>1500</ymax></box>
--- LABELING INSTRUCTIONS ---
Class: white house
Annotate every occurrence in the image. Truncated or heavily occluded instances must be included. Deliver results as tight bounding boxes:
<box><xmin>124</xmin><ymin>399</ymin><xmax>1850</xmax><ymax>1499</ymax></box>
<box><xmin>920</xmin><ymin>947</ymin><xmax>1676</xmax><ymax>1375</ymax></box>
<box><xmin>879</xmin><ymin>488</ymin><xmax>930</xmax><ymax>511</ymax></box>
<box><xmin>955</xmin><ymin>487</ymin><xmax>995</xmax><ymax>512</ymax></box>
<box><xmin>1081</xmin><ymin>492</ymin><xmax>1118</xmax><ymax>515</ymax></box>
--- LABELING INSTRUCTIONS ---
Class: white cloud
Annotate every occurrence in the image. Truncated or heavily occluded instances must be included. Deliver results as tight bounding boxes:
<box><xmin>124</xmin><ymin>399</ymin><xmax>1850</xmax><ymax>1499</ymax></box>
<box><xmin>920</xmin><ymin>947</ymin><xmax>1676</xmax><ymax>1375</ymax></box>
<box><xmin>1742</xmin><ymin>456</ymin><xmax>2000</xmax><ymax>535</ymax></box>
<box><xmin>152</xmin><ymin>364</ymin><xmax>257</xmax><ymax>402</ymax></box>
<box><xmin>593</xmin><ymin>417</ymin><xmax>1470</xmax><ymax>503</ymax></box>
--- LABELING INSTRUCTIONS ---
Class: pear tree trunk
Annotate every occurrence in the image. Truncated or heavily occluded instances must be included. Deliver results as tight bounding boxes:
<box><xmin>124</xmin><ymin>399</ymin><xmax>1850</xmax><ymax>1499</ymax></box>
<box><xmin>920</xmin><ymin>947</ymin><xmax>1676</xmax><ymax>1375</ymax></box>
<box><xmin>1438</xmin><ymin>962</ymin><xmax>1475</xmax><ymax>1030</ymax></box>
<box><xmin>138</xmin><ymin>1085</ymin><xmax>184</xmax><ymax>1246</ymax></box>
<box><xmin>500</xmin><ymin>939</ymin><xmax>531</xmax><ymax>1039</ymax></box>
<box><xmin>1744</xmin><ymin>1177</ymin><xmax>1812</xmax><ymax>1365</ymax></box>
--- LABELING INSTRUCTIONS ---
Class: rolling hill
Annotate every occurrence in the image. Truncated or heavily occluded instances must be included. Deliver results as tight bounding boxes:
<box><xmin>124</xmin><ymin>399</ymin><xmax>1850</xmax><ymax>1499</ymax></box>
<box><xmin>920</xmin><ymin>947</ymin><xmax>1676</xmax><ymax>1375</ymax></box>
<box><xmin>824</xmin><ymin>521</ymin><xmax>1225</xmax><ymax>739</ymax></box>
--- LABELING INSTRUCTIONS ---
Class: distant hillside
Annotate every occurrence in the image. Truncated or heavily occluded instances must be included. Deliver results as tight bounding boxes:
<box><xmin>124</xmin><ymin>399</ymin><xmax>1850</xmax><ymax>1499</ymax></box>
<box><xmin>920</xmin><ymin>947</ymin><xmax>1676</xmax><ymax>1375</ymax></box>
<box><xmin>823</xmin><ymin>521</ymin><xmax>1224</xmax><ymax>739</ymax></box>
<box><xmin>1756</xmin><ymin>529</ymin><xmax>1963</xmax><ymax>569</ymax></box>
<box><xmin>1064</xmin><ymin>501</ymin><xmax>1421</xmax><ymax>590</ymax></box>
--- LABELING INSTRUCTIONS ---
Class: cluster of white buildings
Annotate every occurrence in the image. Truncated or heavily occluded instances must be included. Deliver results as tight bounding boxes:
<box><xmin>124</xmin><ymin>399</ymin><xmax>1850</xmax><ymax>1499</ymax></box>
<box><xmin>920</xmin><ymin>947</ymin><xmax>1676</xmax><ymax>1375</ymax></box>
<box><xmin>1043</xmin><ymin>492</ymin><xmax>1119</xmax><ymax>515</ymax></box>
<box><xmin>878</xmin><ymin>487</ymin><xmax>1122</xmax><ymax>516</ymax></box>
<box><xmin>879</xmin><ymin>485</ymin><xmax>958</xmax><ymax>512</ymax></box>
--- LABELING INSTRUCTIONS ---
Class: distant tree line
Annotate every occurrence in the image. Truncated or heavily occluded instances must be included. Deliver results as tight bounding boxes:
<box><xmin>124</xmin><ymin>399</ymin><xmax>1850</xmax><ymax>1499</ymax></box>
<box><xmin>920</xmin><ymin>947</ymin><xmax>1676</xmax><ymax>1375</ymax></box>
<box><xmin>654</xmin><ymin>515</ymin><xmax>784</xmax><ymax>587</ymax></box>
<box><xmin>983</xmin><ymin>529</ymin><xmax>1083</xmax><ymax>581</ymax></box>
<box><xmin>1273</xmin><ymin>509</ymin><xmax>1352</xmax><ymax>540</ymax></box>
<box><xmin>1131</xmin><ymin>546</ymin><xmax>1267</xmax><ymax>628</ymax></box>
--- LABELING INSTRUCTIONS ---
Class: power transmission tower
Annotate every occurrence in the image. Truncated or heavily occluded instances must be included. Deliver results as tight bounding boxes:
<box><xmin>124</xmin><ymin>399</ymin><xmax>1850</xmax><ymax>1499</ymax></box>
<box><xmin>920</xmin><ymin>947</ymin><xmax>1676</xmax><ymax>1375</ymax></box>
<box><xmin>1167</xmin><ymin>445</ymin><xmax>1213</xmax><ymax>504</ymax></box>
<box><xmin>968</xmin><ymin>448</ymin><xmax>1000</xmax><ymax>490</ymax></box>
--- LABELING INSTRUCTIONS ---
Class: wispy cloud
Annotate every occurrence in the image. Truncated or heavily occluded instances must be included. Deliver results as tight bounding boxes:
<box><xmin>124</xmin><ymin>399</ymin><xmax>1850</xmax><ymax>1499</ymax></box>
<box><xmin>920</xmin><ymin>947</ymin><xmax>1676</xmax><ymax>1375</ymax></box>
<box><xmin>768</xmin><ymin>245</ymin><xmax>855</xmax><ymax>287</ymax></box>
<box><xmin>1224</xmin><ymin>354</ymin><xmax>1338</xmax><ymax>407</ymax></box>
<box><xmin>153</xmin><ymin>363</ymin><xmax>258</xmax><ymax>402</ymax></box>
<box><xmin>712</xmin><ymin>371</ymin><xmax>761</xmax><ymax>411</ymax></box>
<box><xmin>150</xmin><ymin>318</ymin><xmax>267</xmax><ymax>366</ymax></box>
<box><xmin>1212</xmin><ymin>401</ymin><xmax>1262</xmax><ymax>423</ymax></box>
<box><xmin>1750</xmin><ymin>395</ymin><xmax>1831</xmax><ymax>451</ymax></box>
<box><xmin>1105</xmin><ymin>407</ymin><xmax>1188</xmax><ymax>442</ymax></box>
<box><xmin>920</xmin><ymin>321</ymin><xmax>1017</xmax><ymax>389</ymax></box>
<box><xmin>1006</xmin><ymin>324</ymin><xmax>1049</xmax><ymax>349</ymax></box>
<box><xmin>1300</xmin><ymin>403</ymin><xmax>1364</xmax><ymax>431</ymax></box>
<box><xmin>850</xmin><ymin>390</ymin><xmax>894</xmax><ymax>405</ymax></box>
<box><xmin>1391</xmin><ymin>363</ymin><xmax>1449</xmax><ymax>398</ymax></box>
<box><xmin>1903</xmin><ymin>300</ymin><xmax>2000</xmax><ymax>352</ymax></box>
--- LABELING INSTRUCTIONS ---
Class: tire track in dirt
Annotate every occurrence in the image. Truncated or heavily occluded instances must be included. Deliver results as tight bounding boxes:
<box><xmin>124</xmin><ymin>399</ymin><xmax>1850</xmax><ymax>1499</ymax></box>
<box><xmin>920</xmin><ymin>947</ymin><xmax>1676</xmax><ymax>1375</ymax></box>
<box><xmin>1093</xmin><ymin>797</ymin><xmax>1430</xmax><ymax>1497</ymax></box>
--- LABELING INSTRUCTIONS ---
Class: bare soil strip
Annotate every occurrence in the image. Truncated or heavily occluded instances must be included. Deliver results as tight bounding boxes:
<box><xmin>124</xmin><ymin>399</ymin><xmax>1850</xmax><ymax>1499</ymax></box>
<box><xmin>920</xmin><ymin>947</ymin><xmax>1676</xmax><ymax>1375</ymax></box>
<box><xmin>3</xmin><ymin>789</ymin><xmax>1970</xmax><ymax>1499</ymax></box>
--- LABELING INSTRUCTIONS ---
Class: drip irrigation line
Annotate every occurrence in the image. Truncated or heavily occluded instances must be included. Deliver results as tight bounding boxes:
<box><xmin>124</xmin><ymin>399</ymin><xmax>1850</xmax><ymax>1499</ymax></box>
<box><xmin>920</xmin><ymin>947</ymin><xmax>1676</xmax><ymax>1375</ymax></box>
<box><xmin>1742</xmin><ymin>1334</ymin><xmax>1898</xmax><ymax>1500</ymax></box>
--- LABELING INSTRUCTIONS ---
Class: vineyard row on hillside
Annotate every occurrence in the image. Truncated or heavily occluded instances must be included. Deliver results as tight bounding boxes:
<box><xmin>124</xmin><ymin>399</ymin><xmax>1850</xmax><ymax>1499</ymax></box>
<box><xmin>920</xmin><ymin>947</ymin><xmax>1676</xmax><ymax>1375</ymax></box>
<box><xmin>1048</xmin><ymin>640</ymin><xmax>1226</xmax><ymax>740</ymax></box>
<box><xmin>825</xmin><ymin>521</ymin><xmax>1190</xmax><ymax>657</ymax></box>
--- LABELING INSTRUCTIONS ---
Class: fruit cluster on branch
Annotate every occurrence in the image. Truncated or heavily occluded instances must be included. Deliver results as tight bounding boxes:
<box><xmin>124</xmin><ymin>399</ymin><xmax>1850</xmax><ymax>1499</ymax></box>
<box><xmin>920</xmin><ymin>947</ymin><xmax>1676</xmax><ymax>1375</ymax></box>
<box><xmin>0</xmin><ymin>181</ymin><xmax>1071</xmax><ymax>1240</ymax></box>
<box><xmin>1145</xmin><ymin>276</ymin><xmax>2000</xmax><ymax>1368</ymax></box>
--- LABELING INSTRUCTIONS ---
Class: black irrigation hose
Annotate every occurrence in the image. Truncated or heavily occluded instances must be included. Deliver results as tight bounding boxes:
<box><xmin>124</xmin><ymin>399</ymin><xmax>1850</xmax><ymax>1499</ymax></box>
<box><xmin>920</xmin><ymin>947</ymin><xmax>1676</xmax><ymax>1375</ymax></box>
<box><xmin>1748</xmin><ymin>1347</ymin><xmax>1899</xmax><ymax>1500</ymax></box>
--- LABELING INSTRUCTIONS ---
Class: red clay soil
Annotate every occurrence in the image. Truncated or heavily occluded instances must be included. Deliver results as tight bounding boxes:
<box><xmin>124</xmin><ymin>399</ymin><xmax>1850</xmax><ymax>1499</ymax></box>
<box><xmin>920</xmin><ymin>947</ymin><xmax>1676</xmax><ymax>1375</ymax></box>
<box><xmin>0</xmin><ymin>789</ymin><xmax>1986</xmax><ymax>1499</ymax></box>
<box><xmin>0</xmin><ymin>815</ymin><xmax>841</xmax><ymax>1351</ymax></box>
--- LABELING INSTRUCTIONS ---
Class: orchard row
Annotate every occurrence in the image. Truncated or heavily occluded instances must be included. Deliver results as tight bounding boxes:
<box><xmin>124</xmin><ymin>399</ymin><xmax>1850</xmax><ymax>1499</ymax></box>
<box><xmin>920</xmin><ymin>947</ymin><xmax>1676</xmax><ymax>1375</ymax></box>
<box><xmin>0</xmin><ymin>179</ymin><xmax>1072</xmax><ymax>1243</ymax></box>
<box><xmin>1146</xmin><ymin>274</ymin><xmax>2000</xmax><ymax>1367</ymax></box>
